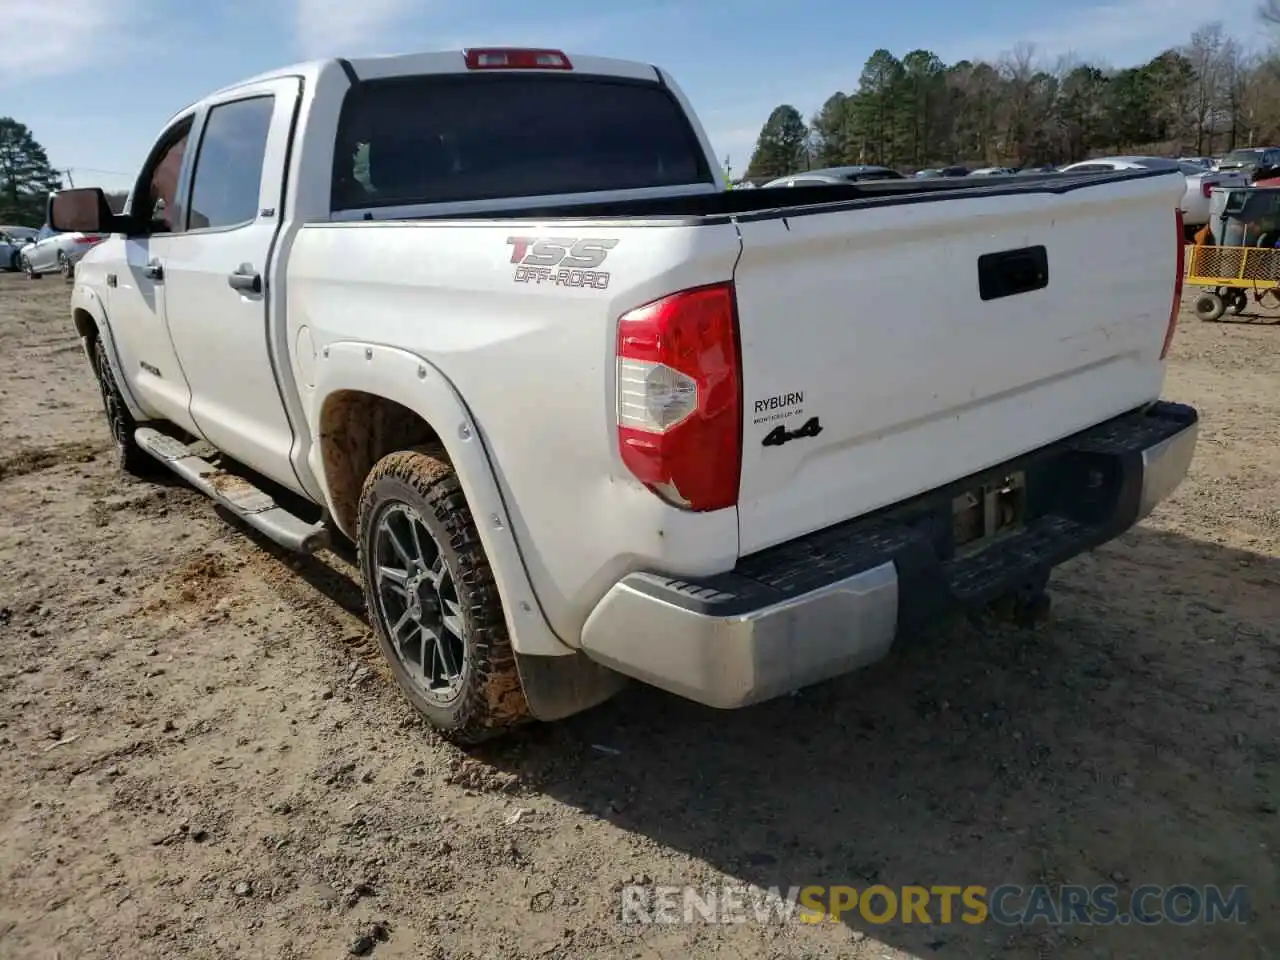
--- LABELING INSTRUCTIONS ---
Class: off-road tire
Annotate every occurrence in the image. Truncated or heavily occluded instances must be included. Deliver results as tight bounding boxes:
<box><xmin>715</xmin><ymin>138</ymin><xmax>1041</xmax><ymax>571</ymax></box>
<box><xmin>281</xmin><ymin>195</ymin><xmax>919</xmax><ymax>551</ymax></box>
<box><xmin>91</xmin><ymin>336</ymin><xmax>155</xmax><ymax>477</ymax></box>
<box><xmin>357</xmin><ymin>447</ymin><xmax>530</xmax><ymax>744</ymax></box>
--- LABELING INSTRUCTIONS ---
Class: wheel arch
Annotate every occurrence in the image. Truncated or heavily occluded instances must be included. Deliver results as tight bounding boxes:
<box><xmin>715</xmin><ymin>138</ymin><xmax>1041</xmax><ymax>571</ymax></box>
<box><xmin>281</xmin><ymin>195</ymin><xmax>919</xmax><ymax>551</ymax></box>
<box><xmin>310</xmin><ymin>341</ymin><xmax>573</xmax><ymax>661</ymax></box>
<box><xmin>69</xmin><ymin>287</ymin><xmax>147</xmax><ymax>420</ymax></box>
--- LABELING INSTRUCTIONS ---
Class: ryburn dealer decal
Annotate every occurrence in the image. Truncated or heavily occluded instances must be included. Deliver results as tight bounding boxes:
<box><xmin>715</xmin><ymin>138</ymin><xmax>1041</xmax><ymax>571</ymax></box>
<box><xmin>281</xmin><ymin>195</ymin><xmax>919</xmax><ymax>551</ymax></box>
<box><xmin>507</xmin><ymin>237</ymin><xmax>618</xmax><ymax>290</ymax></box>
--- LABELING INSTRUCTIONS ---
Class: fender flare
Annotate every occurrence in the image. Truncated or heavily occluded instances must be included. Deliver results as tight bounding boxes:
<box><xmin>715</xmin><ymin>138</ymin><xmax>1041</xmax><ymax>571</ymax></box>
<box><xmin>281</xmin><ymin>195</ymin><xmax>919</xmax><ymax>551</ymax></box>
<box><xmin>69</xmin><ymin>283</ymin><xmax>148</xmax><ymax>421</ymax></box>
<box><xmin>310</xmin><ymin>340</ymin><xmax>574</xmax><ymax>660</ymax></box>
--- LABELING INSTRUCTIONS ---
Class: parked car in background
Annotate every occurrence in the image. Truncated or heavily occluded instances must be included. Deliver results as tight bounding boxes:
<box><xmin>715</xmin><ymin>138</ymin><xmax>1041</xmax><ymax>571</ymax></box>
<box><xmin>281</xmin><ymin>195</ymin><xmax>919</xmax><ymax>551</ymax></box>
<box><xmin>0</xmin><ymin>225</ymin><xmax>38</xmax><ymax>270</ymax></box>
<box><xmin>915</xmin><ymin>165</ymin><xmax>970</xmax><ymax>178</ymax></box>
<box><xmin>1017</xmin><ymin>165</ymin><xmax>1060</xmax><ymax>175</ymax></box>
<box><xmin>970</xmin><ymin>166</ymin><xmax>1017</xmax><ymax>176</ymax></box>
<box><xmin>18</xmin><ymin>223</ymin><xmax>107</xmax><ymax>280</ymax></box>
<box><xmin>1216</xmin><ymin>147</ymin><xmax>1280</xmax><ymax>179</ymax></box>
<box><xmin>1058</xmin><ymin>156</ymin><xmax>1247</xmax><ymax>229</ymax></box>
<box><xmin>761</xmin><ymin>165</ymin><xmax>906</xmax><ymax>188</ymax></box>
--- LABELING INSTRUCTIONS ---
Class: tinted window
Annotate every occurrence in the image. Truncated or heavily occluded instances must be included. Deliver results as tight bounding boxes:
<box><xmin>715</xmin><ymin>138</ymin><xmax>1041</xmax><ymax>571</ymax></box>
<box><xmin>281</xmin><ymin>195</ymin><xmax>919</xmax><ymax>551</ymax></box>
<box><xmin>188</xmin><ymin>96</ymin><xmax>274</xmax><ymax>230</ymax></box>
<box><xmin>331</xmin><ymin>75</ymin><xmax>712</xmax><ymax>210</ymax></box>
<box><xmin>145</xmin><ymin>126</ymin><xmax>191</xmax><ymax>232</ymax></box>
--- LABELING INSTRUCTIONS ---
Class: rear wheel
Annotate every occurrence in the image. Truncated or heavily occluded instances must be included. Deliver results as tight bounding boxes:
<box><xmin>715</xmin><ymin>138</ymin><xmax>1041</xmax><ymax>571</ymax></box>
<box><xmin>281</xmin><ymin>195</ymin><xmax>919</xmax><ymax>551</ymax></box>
<box><xmin>1193</xmin><ymin>291</ymin><xmax>1226</xmax><ymax>322</ymax></box>
<box><xmin>357</xmin><ymin>447</ymin><xmax>530</xmax><ymax>744</ymax></box>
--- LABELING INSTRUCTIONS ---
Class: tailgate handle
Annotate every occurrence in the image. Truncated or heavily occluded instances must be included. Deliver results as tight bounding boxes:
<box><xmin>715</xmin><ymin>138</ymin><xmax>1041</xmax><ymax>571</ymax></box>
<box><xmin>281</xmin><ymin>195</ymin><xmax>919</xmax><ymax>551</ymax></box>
<box><xmin>977</xmin><ymin>246</ymin><xmax>1048</xmax><ymax>301</ymax></box>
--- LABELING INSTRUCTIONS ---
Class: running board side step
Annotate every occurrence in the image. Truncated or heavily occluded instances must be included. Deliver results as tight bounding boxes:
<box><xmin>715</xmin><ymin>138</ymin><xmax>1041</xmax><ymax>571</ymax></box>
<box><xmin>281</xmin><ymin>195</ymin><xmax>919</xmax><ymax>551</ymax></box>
<box><xmin>135</xmin><ymin>427</ymin><xmax>329</xmax><ymax>554</ymax></box>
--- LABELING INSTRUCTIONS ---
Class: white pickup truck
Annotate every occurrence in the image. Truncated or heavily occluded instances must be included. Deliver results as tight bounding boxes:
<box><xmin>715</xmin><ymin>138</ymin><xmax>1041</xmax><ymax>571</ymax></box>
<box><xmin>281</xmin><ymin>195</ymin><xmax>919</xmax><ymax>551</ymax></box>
<box><xmin>51</xmin><ymin>48</ymin><xmax>1199</xmax><ymax>743</ymax></box>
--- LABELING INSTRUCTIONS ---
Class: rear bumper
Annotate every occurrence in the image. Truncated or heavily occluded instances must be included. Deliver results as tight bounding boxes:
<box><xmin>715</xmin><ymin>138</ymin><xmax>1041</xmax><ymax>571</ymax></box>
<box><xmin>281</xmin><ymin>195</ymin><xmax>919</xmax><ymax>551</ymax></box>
<box><xmin>579</xmin><ymin>401</ymin><xmax>1198</xmax><ymax>708</ymax></box>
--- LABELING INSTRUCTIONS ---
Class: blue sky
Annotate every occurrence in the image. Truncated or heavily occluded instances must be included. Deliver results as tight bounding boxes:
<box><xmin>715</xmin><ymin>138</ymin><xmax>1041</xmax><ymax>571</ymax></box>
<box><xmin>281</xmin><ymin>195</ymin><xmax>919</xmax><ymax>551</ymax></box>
<box><xmin>1</xmin><ymin>0</ymin><xmax>1265</xmax><ymax>193</ymax></box>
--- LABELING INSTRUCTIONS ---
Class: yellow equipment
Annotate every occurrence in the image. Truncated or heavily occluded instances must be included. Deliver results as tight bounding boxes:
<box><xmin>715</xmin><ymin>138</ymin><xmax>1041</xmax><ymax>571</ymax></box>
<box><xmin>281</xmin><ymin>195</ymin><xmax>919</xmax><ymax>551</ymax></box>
<box><xmin>1187</xmin><ymin>186</ymin><xmax>1280</xmax><ymax>320</ymax></box>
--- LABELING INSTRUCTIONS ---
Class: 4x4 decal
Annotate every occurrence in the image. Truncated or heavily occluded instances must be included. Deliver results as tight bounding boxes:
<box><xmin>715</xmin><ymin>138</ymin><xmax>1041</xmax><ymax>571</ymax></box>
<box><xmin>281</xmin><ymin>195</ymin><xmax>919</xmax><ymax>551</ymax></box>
<box><xmin>762</xmin><ymin>416</ymin><xmax>823</xmax><ymax>447</ymax></box>
<box><xmin>506</xmin><ymin>237</ymin><xmax>618</xmax><ymax>290</ymax></box>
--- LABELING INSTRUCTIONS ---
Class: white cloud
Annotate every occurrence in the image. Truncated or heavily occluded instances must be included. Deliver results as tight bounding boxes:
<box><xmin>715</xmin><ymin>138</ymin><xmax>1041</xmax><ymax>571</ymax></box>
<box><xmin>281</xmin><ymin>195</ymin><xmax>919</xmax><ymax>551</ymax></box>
<box><xmin>292</xmin><ymin>0</ymin><xmax>417</xmax><ymax>59</ymax></box>
<box><xmin>0</xmin><ymin>0</ymin><xmax>137</xmax><ymax>83</ymax></box>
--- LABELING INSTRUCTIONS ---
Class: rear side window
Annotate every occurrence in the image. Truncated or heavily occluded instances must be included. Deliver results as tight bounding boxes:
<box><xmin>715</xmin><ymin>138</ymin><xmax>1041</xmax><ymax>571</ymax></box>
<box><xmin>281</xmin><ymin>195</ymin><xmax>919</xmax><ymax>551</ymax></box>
<box><xmin>189</xmin><ymin>96</ymin><xmax>274</xmax><ymax>230</ymax></box>
<box><xmin>331</xmin><ymin>74</ymin><xmax>713</xmax><ymax>211</ymax></box>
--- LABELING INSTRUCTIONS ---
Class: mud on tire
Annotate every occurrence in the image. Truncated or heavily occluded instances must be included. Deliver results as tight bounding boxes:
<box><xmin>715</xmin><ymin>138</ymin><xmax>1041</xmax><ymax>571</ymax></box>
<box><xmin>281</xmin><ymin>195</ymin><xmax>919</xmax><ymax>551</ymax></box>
<box><xmin>357</xmin><ymin>447</ymin><xmax>530</xmax><ymax>744</ymax></box>
<box><xmin>91</xmin><ymin>335</ymin><xmax>155</xmax><ymax>477</ymax></box>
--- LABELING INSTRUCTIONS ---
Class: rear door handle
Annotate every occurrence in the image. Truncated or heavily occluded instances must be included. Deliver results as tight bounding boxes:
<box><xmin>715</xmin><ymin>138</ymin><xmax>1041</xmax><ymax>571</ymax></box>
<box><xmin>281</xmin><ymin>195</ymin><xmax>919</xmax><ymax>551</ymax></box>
<box><xmin>106</xmin><ymin>273</ymin><xmax>117</xmax><ymax>288</ymax></box>
<box><xmin>227</xmin><ymin>265</ymin><xmax>262</xmax><ymax>294</ymax></box>
<box><xmin>144</xmin><ymin>259</ymin><xmax>163</xmax><ymax>281</ymax></box>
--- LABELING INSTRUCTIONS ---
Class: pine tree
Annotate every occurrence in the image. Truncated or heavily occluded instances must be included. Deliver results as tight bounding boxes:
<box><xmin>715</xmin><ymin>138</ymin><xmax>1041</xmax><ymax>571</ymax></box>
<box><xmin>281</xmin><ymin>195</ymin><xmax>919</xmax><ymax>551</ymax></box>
<box><xmin>0</xmin><ymin>118</ymin><xmax>60</xmax><ymax>226</ymax></box>
<box><xmin>744</xmin><ymin>105</ymin><xmax>809</xmax><ymax>179</ymax></box>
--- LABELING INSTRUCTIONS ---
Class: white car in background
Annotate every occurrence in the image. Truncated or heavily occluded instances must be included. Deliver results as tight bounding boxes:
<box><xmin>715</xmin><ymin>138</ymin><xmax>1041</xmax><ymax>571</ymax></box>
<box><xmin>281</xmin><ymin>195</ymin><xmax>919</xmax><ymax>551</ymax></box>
<box><xmin>18</xmin><ymin>223</ymin><xmax>108</xmax><ymax>280</ymax></box>
<box><xmin>1058</xmin><ymin>156</ymin><xmax>1246</xmax><ymax>229</ymax></box>
<box><xmin>0</xmin><ymin>225</ymin><xmax>38</xmax><ymax>271</ymax></box>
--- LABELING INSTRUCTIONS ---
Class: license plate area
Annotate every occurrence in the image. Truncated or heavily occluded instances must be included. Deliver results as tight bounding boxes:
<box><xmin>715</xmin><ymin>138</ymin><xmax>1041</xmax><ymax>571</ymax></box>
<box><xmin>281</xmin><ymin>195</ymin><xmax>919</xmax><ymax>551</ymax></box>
<box><xmin>952</xmin><ymin>472</ymin><xmax>1026</xmax><ymax>557</ymax></box>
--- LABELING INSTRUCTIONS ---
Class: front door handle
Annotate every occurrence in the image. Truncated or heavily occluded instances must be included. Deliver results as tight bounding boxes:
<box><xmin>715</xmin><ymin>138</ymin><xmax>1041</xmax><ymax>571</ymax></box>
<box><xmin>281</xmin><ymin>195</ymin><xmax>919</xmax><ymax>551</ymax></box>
<box><xmin>144</xmin><ymin>259</ymin><xmax>163</xmax><ymax>281</ymax></box>
<box><xmin>227</xmin><ymin>264</ymin><xmax>262</xmax><ymax>294</ymax></box>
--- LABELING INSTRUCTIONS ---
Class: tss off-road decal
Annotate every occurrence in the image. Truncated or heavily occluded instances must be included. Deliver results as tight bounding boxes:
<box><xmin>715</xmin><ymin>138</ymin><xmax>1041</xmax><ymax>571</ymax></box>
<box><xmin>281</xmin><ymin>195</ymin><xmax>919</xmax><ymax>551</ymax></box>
<box><xmin>507</xmin><ymin>237</ymin><xmax>618</xmax><ymax>290</ymax></box>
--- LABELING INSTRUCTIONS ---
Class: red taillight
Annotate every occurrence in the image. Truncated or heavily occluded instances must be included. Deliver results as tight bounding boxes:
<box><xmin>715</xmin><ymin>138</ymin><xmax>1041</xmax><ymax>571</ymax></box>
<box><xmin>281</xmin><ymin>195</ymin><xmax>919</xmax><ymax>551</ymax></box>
<box><xmin>463</xmin><ymin>48</ymin><xmax>572</xmax><ymax>70</ymax></box>
<box><xmin>616</xmin><ymin>283</ymin><xmax>741</xmax><ymax>512</ymax></box>
<box><xmin>1201</xmin><ymin>179</ymin><xmax>1217</xmax><ymax>198</ymax></box>
<box><xmin>76</xmin><ymin>235</ymin><xmax>104</xmax><ymax>244</ymax></box>
<box><xmin>1163</xmin><ymin>209</ymin><xmax>1184</xmax><ymax>359</ymax></box>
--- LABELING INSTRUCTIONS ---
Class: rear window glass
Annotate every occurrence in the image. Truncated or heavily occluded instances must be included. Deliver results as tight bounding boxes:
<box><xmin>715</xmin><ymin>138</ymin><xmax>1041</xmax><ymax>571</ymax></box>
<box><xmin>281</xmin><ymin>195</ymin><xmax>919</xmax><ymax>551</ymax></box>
<box><xmin>331</xmin><ymin>74</ymin><xmax>712</xmax><ymax>211</ymax></box>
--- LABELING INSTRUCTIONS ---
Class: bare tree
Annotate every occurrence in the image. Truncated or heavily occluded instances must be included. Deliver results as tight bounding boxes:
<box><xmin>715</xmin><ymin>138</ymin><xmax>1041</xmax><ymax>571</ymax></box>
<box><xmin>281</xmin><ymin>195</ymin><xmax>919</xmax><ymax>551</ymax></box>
<box><xmin>1220</xmin><ymin>38</ymin><xmax>1255</xmax><ymax>148</ymax></box>
<box><xmin>998</xmin><ymin>43</ymin><xmax>1039</xmax><ymax>162</ymax></box>
<box><xmin>1183</xmin><ymin>22</ymin><xmax>1227</xmax><ymax>154</ymax></box>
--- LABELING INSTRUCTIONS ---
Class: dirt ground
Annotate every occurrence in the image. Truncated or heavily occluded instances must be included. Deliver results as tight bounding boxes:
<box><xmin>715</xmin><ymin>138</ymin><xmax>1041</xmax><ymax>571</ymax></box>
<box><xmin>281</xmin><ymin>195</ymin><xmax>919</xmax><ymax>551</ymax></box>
<box><xmin>0</xmin><ymin>270</ymin><xmax>1277</xmax><ymax>960</ymax></box>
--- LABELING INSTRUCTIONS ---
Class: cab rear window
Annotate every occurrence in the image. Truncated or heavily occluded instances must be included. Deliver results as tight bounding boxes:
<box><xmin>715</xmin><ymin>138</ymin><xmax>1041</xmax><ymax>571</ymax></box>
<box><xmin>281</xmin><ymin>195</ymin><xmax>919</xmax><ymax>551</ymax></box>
<box><xmin>330</xmin><ymin>73</ymin><xmax>713</xmax><ymax>211</ymax></box>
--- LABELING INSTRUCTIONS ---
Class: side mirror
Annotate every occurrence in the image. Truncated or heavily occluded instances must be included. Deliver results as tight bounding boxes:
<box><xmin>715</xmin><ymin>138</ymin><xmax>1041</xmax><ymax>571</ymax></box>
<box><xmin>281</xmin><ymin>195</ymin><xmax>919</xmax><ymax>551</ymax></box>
<box><xmin>48</xmin><ymin>187</ymin><xmax>123</xmax><ymax>234</ymax></box>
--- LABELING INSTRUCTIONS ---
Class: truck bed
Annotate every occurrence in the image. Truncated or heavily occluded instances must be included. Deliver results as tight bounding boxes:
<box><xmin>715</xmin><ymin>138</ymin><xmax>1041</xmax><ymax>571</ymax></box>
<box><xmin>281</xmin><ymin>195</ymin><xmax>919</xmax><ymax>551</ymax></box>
<box><xmin>406</xmin><ymin>168</ymin><xmax>1168</xmax><ymax>223</ymax></box>
<box><xmin>292</xmin><ymin>164</ymin><xmax>1184</xmax><ymax>637</ymax></box>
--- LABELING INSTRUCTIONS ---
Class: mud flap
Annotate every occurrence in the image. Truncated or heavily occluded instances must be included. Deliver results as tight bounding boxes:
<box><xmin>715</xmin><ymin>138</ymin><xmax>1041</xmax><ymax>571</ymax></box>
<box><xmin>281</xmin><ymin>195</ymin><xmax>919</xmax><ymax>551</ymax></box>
<box><xmin>515</xmin><ymin>650</ymin><xmax>629</xmax><ymax>722</ymax></box>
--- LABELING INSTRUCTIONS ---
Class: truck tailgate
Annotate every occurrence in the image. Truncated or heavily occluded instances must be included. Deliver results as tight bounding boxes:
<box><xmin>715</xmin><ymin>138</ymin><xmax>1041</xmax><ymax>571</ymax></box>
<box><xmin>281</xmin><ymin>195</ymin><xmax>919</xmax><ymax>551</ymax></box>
<box><xmin>732</xmin><ymin>171</ymin><xmax>1184</xmax><ymax>555</ymax></box>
